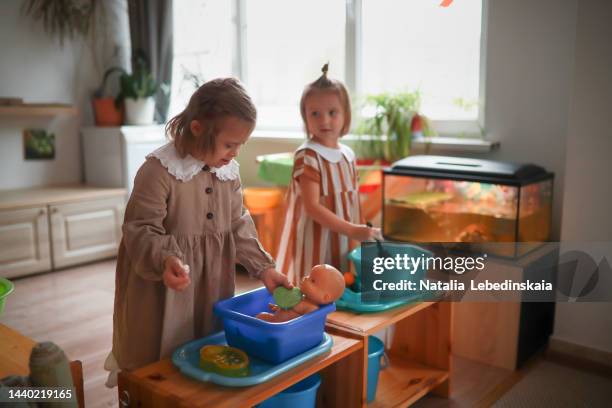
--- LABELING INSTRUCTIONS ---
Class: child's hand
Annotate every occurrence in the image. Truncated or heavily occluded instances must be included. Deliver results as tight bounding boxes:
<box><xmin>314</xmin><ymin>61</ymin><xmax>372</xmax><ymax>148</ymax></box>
<box><xmin>351</xmin><ymin>224</ymin><xmax>383</xmax><ymax>242</ymax></box>
<box><xmin>163</xmin><ymin>256</ymin><xmax>191</xmax><ymax>291</ymax></box>
<box><xmin>260</xmin><ymin>268</ymin><xmax>293</xmax><ymax>293</ymax></box>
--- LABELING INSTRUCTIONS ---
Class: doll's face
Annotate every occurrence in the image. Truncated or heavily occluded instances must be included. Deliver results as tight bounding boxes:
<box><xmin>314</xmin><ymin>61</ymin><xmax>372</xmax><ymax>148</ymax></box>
<box><xmin>300</xmin><ymin>264</ymin><xmax>345</xmax><ymax>304</ymax></box>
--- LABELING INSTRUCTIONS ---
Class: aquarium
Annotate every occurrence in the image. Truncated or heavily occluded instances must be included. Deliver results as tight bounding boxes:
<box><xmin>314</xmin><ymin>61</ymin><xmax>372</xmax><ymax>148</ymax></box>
<box><xmin>383</xmin><ymin>155</ymin><xmax>553</xmax><ymax>257</ymax></box>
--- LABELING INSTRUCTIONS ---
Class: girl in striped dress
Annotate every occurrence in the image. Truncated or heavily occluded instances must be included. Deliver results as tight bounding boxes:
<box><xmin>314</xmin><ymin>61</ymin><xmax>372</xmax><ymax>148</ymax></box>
<box><xmin>277</xmin><ymin>65</ymin><xmax>382</xmax><ymax>285</ymax></box>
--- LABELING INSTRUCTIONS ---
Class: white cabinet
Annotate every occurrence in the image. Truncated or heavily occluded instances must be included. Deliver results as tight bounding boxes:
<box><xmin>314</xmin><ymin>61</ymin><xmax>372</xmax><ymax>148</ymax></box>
<box><xmin>82</xmin><ymin>126</ymin><xmax>167</xmax><ymax>194</ymax></box>
<box><xmin>0</xmin><ymin>186</ymin><xmax>126</xmax><ymax>278</ymax></box>
<box><xmin>0</xmin><ymin>206</ymin><xmax>51</xmax><ymax>279</ymax></box>
<box><xmin>49</xmin><ymin>196</ymin><xmax>124</xmax><ymax>269</ymax></box>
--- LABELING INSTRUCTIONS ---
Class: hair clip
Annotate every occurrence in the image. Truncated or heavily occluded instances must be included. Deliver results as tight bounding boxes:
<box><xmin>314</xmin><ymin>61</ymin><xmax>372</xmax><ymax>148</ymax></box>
<box><xmin>321</xmin><ymin>63</ymin><xmax>329</xmax><ymax>78</ymax></box>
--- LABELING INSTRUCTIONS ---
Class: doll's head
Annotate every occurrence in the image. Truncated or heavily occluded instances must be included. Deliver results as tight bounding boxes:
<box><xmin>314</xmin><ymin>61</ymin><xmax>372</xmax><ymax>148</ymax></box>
<box><xmin>300</xmin><ymin>64</ymin><xmax>352</xmax><ymax>142</ymax></box>
<box><xmin>166</xmin><ymin>78</ymin><xmax>256</xmax><ymax>167</ymax></box>
<box><xmin>300</xmin><ymin>264</ymin><xmax>345</xmax><ymax>305</ymax></box>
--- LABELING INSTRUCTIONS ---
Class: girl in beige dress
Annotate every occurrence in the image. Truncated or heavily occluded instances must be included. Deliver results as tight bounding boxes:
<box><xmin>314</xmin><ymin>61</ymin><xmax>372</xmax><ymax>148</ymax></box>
<box><xmin>105</xmin><ymin>78</ymin><xmax>291</xmax><ymax>385</ymax></box>
<box><xmin>276</xmin><ymin>65</ymin><xmax>382</xmax><ymax>285</ymax></box>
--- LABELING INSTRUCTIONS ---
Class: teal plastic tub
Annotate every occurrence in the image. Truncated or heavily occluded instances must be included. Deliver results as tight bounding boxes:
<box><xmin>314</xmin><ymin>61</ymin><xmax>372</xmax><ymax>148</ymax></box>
<box><xmin>347</xmin><ymin>243</ymin><xmax>432</xmax><ymax>300</ymax></box>
<box><xmin>367</xmin><ymin>336</ymin><xmax>387</xmax><ymax>402</ymax></box>
<box><xmin>0</xmin><ymin>277</ymin><xmax>14</xmax><ymax>316</ymax></box>
<box><xmin>259</xmin><ymin>373</ymin><xmax>321</xmax><ymax>408</ymax></box>
<box><xmin>337</xmin><ymin>287</ymin><xmax>432</xmax><ymax>313</ymax></box>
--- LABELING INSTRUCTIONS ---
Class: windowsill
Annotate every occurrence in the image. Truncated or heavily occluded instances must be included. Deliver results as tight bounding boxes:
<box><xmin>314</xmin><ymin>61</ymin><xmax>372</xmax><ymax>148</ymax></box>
<box><xmin>88</xmin><ymin>126</ymin><xmax>500</xmax><ymax>154</ymax></box>
<box><xmin>250</xmin><ymin>129</ymin><xmax>499</xmax><ymax>153</ymax></box>
<box><xmin>412</xmin><ymin>136</ymin><xmax>499</xmax><ymax>153</ymax></box>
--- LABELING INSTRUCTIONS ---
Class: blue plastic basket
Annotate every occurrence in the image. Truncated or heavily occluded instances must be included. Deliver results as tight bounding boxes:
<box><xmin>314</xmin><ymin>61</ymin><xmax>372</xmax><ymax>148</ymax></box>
<box><xmin>214</xmin><ymin>287</ymin><xmax>336</xmax><ymax>364</ymax></box>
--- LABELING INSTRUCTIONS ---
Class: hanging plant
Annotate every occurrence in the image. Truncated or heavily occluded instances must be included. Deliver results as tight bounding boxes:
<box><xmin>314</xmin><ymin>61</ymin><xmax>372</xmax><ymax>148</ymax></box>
<box><xmin>22</xmin><ymin>0</ymin><xmax>97</xmax><ymax>45</ymax></box>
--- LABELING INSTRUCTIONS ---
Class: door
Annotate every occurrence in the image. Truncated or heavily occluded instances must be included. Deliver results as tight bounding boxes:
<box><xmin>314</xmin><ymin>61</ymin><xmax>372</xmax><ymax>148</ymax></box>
<box><xmin>49</xmin><ymin>196</ymin><xmax>125</xmax><ymax>269</ymax></box>
<box><xmin>0</xmin><ymin>206</ymin><xmax>51</xmax><ymax>278</ymax></box>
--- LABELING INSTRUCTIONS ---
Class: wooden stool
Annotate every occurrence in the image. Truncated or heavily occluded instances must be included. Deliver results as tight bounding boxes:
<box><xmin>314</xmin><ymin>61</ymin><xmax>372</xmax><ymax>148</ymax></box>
<box><xmin>243</xmin><ymin>187</ymin><xmax>286</xmax><ymax>258</ymax></box>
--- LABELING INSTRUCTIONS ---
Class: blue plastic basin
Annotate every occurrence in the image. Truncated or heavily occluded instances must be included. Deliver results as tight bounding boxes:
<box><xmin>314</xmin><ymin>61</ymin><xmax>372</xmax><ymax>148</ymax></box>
<box><xmin>259</xmin><ymin>373</ymin><xmax>321</xmax><ymax>408</ymax></box>
<box><xmin>214</xmin><ymin>287</ymin><xmax>335</xmax><ymax>364</ymax></box>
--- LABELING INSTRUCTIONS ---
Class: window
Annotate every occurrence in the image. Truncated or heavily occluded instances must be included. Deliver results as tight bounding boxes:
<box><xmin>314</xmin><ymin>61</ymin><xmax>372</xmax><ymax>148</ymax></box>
<box><xmin>244</xmin><ymin>0</ymin><xmax>345</xmax><ymax>129</ymax></box>
<box><xmin>170</xmin><ymin>0</ymin><xmax>233</xmax><ymax>116</ymax></box>
<box><xmin>172</xmin><ymin>0</ymin><xmax>485</xmax><ymax>134</ymax></box>
<box><xmin>362</xmin><ymin>0</ymin><xmax>483</xmax><ymax>121</ymax></box>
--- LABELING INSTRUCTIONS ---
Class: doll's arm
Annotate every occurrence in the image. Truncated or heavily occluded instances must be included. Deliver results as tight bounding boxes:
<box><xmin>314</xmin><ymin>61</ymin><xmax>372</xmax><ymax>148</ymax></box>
<box><xmin>292</xmin><ymin>299</ymin><xmax>319</xmax><ymax>315</ymax></box>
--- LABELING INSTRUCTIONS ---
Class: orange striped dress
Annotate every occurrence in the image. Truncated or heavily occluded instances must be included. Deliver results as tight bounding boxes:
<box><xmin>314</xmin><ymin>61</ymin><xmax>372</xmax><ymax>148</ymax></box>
<box><xmin>276</xmin><ymin>140</ymin><xmax>361</xmax><ymax>285</ymax></box>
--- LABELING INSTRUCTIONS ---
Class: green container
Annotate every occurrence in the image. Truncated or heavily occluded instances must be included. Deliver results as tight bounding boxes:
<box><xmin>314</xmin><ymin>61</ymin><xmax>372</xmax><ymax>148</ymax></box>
<box><xmin>0</xmin><ymin>277</ymin><xmax>15</xmax><ymax>316</ymax></box>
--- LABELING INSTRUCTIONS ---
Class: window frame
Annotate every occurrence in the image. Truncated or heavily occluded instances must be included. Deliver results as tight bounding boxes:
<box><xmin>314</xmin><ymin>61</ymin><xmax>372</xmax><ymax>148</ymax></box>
<box><xmin>231</xmin><ymin>0</ymin><xmax>488</xmax><ymax>138</ymax></box>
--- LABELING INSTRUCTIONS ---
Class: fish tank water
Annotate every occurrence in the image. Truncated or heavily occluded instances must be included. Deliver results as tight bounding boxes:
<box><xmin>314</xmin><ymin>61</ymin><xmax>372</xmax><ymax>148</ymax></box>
<box><xmin>383</xmin><ymin>156</ymin><xmax>553</xmax><ymax>257</ymax></box>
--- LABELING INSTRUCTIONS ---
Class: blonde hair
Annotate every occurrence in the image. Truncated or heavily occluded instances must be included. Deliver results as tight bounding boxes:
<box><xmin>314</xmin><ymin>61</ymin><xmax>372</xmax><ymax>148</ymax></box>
<box><xmin>166</xmin><ymin>78</ymin><xmax>256</xmax><ymax>157</ymax></box>
<box><xmin>300</xmin><ymin>63</ymin><xmax>352</xmax><ymax>137</ymax></box>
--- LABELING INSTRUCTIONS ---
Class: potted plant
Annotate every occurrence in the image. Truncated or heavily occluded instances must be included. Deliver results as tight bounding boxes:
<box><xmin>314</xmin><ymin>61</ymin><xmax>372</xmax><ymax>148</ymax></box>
<box><xmin>118</xmin><ymin>58</ymin><xmax>158</xmax><ymax>125</ymax></box>
<box><xmin>354</xmin><ymin>91</ymin><xmax>433</xmax><ymax>163</ymax></box>
<box><xmin>92</xmin><ymin>67</ymin><xmax>126</xmax><ymax>126</ymax></box>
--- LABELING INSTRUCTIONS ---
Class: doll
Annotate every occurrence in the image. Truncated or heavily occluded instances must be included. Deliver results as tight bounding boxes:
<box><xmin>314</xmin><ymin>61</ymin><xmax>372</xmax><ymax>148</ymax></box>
<box><xmin>256</xmin><ymin>264</ymin><xmax>345</xmax><ymax>323</ymax></box>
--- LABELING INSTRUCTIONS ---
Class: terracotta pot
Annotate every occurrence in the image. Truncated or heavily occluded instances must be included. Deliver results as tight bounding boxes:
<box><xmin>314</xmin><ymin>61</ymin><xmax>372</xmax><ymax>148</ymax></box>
<box><xmin>92</xmin><ymin>97</ymin><xmax>123</xmax><ymax>126</ymax></box>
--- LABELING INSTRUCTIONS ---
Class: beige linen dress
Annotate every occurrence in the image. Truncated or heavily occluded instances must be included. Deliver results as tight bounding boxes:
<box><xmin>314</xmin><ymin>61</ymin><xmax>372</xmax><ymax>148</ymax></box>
<box><xmin>111</xmin><ymin>143</ymin><xmax>274</xmax><ymax>372</ymax></box>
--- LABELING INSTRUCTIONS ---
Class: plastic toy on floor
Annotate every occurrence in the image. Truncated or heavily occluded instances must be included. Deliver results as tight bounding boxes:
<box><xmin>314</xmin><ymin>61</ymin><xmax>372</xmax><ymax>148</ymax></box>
<box><xmin>256</xmin><ymin>264</ymin><xmax>345</xmax><ymax>323</ymax></box>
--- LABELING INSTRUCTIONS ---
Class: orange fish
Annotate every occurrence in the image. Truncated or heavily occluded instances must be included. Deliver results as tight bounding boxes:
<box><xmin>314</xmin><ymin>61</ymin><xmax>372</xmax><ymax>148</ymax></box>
<box><xmin>440</xmin><ymin>0</ymin><xmax>453</xmax><ymax>7</ymax></box>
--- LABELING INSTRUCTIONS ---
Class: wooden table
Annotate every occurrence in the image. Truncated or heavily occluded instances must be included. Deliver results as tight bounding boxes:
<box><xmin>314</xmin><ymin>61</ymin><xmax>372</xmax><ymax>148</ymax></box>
<box><xmin>0</xmin><ymin>323</ymin><xmax>36</xmax><ymax>377</ymax></box>
<box><xmin>118</xmin><ymin>330</ymin><xmax>364</xmax><ymax>407</ymax></box>
<box><xmin>326</xmin><ymin>301</ymin><xmax>452</xmax><ymax>407</ymax></box>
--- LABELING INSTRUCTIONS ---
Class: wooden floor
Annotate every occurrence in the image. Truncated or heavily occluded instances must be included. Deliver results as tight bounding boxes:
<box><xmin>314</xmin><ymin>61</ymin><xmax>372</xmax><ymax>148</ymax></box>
<box><xmin>2</xmin><ymin>259</ymin><xmax>523</xmax><ymax>407</ymax></box>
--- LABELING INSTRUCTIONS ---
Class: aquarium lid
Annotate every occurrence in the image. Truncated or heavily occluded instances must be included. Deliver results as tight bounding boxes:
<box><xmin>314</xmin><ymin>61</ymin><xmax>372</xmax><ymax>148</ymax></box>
<box><xmin>389</xmin><ymin>155</ymin><xmax>552</xmax><ymax>185</ymax></box>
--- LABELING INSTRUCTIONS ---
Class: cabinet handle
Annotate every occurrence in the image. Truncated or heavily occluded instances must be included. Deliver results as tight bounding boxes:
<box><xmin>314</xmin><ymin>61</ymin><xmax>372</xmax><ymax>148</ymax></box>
<box><xmin>51</xmin><ymin>208</ymin><xmax>58</xmax><ymax>214</ymax></box>
<box><xmin>39</xmin><ymin>209</ymin><xmax>45</xmax><ymax>216</ymax></box>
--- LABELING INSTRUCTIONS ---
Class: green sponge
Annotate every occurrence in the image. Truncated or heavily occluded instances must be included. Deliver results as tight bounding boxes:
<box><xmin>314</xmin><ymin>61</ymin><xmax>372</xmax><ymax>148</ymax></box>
<box><xmin>273</xmin><ymin>287</ymin><xmax>303</xmax><ymax>310</ymax></box>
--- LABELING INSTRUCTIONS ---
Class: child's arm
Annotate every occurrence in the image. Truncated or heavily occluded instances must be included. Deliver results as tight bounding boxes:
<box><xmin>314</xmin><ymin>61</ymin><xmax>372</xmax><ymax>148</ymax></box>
<box><xmin>230</xmin><ymin>176</ymin><xmax>290</xmax><ymax>290</ymax></box>
<box><xmin>300</xmin><ymin>176</ymin><xmax>379</xmax><ymax>242</ymax></box>
<box><xmin>122</xmin><ymin>160</ymin><xmax>185</xmax><ymax>281</ymax></box>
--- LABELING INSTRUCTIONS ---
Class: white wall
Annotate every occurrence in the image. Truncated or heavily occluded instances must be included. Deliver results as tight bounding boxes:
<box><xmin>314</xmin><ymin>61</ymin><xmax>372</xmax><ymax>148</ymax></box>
<box><xmin>554</xmin><ymin>0</ymin><xmax>612</xmax><ymax>354</ymax></box>
<box><xmin>479</xmin><ymin>0</ymin><xmax>577</xmax><ymax>241</ymax></box>
<box><xmin>0</xmin><ymin>0</ymin><xmax>129</xmax><ymax>190</ymax></box>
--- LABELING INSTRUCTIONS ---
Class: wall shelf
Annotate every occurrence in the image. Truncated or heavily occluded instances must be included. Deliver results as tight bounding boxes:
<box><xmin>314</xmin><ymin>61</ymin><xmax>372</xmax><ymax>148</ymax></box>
<box><xmin>0</xmin><ymin>104</ymin><xmax>77</xmax><ymax>117</ymax></box>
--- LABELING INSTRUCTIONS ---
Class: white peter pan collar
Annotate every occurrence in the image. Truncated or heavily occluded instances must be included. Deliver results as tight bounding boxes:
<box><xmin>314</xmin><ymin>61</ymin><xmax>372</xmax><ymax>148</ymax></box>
<box><xmin>147</xmin><ymin>142</ymin><xmax>240</xmax><ymax>182</ymax></box>
<box><xmin>296</xmin><ymin>140</ymin><xmax>355</xmax><ymax>163</ymax></box>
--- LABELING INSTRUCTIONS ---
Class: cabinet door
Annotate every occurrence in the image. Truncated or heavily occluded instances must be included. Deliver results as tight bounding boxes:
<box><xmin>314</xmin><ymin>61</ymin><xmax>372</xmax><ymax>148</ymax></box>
<box><xmin>49</xmin><ymin>197</ymin><xmax>125</xmax><ymax>269</ymax></box>
<box><xmin>0</xmin><ymin>206</ymin><xmax>51</xmax><ymax>278</ymax></box>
